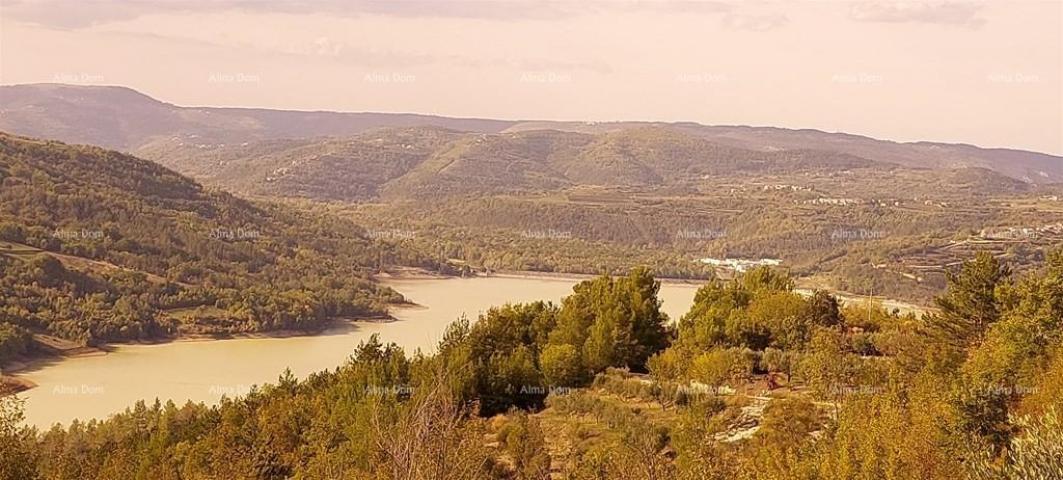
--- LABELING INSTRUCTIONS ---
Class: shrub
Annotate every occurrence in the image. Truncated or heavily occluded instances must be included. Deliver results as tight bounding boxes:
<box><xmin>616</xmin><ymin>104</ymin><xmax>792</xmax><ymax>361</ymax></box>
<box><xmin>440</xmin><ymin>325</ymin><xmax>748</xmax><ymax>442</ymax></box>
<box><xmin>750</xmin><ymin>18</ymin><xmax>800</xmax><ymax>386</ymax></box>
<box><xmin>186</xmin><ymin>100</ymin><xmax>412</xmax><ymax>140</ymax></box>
<box><xmin>540</xmin><ymin>343</ymin><xmax>586</xmax><ymax>387</ymax></box>
<box><xmin>689</xmin><ymin>348</ymin><xmax>755</xmax><ymax>386</ymax></box>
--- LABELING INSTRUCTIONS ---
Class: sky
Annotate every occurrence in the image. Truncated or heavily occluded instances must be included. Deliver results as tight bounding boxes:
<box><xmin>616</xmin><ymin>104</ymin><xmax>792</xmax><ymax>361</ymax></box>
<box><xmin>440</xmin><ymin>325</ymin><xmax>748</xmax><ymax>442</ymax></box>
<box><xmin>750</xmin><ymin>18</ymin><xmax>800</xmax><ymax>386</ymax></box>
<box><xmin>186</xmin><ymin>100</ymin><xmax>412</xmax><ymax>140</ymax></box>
<box><xmin>1</xmin><ymin>0</ymin><xmax>1061</xmax><ymax>154</ymax></box>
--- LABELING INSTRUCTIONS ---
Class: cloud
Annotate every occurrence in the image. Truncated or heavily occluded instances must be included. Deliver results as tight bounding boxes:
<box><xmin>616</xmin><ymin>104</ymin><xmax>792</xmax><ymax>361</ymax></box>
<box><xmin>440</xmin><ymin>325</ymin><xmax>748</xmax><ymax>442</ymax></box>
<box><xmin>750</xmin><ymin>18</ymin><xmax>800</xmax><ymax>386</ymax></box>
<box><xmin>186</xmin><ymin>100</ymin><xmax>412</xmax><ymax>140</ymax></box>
<box><xmin>721</xmin><ymin>12</ymin><xmax>789</xmax><ymax>31</ymax></box>
<box><xmin>0</xmin><ymin>0</ymin><xmax>568</xmax><ymax>29</ymax></box>
<box><xmin>849</xmin><ymin>1</ymin><xmax>986</xmax><ymax>28</ymax></box>
<box><xmin>1</xmin><ymin>0</ymin><xmax>737</xmax><ymax>29</ymax></box>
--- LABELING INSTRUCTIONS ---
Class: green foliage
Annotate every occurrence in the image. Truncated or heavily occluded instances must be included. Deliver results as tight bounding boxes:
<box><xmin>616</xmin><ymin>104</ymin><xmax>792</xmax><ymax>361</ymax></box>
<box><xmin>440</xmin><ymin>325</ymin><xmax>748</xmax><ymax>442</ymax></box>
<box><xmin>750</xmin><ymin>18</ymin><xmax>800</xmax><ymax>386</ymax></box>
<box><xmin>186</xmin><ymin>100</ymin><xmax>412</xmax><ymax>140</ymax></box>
<box><xmin>497</xmin><ymin>412</ymin><xmax>551</xmax><ymax>480</ymax></box>
<box><xmin>0</xmin><ymin>395</ymin><xmax>37</xmax><ymax>480</ymax></box>
<box><xmin>689</xmin><ymin>348</ymin><xmax>756</xmax><ymax>387</ymax></box>
<box><xmin>759</xmin><ymin>347</ymin><xmax>796</xmax><ymax>379</ymax></box>
<box><xmin>795</xmin><ymin>329</ymin><xmax>864</xmax><ymax>400</ymax></box>
<box><xmin>440</xmin><ymin>270</ymin><xmax>672</xmax><ymax>415</ymax></box>
<box><xmin>11</xmin><ymin>251</ymin><xmax>1063</xmax><ymax>480</ymax></box>
<box><xmin>0</xmin><ymin>323</ymin><xmax>32</xmax><ymax>364</ymax></box>
<box><xmin>675</xmin><ymin>267</ymin><xmax>819</xmax><ymax>353</ymax></box>
<box><xmin>736</xmin><ymin>398</ymin><xmax>822</xmax><ymax>480</ymax></box>
<box><xmin>540</xmin><ymin>344</ymin><xmax>587</xmax><ymax>387</ymax></box>
<box><xmin>928</xmin><ymin>251</ymin><xmax>1012</xmax><ymax>347</ymax></box>
<box><xmin>670</xmin><ymin>397</ymin><xmax>733</xmax><ymax>479</ymax></box>
<box><xmin>802</xmin><ymin>368</ymin><xmax>968</xmax><ymax>480</ymax></box>
<box><xmin>548</xmin><ymin>267</ymin><xmax>671</xmax><ymax>373</ymax></box>
<box><xmin>968</xmin><ymin>409</ymin><xmax>1063</xmax><ymax>480</ymax></box>
<box><xmin>0</xmin><ymin>133</ymin><xmax>435</xmax><ymax>346</ymax></box>
<box><xmin>667</xmin><ymin>266</ymin><xmax>899</xmax><ymax>391</ymax></box>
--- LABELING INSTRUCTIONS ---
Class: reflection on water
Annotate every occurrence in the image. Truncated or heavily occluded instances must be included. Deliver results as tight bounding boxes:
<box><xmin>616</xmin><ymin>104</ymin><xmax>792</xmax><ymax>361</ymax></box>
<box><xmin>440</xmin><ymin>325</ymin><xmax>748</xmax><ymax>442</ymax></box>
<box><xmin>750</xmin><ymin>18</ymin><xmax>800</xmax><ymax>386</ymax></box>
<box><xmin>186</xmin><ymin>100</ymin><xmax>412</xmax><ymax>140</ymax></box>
<box><xmin>16</xmin><ymin>275</ymin><xmax>700</xmax><ymax>428</ymax></box>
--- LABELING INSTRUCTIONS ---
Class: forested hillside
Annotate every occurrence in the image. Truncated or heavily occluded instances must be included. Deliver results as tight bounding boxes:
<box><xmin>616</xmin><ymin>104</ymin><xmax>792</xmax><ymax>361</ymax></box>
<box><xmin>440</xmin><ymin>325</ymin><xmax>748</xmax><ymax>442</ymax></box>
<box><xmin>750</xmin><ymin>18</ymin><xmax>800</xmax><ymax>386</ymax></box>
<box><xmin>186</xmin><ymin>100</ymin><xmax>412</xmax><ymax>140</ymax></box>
<box><xmin>136</xmin><ymin>126</ymin><xmax>932</xmax><ymax>200</ymax></box>
<box><xmin>3</xmin><ymin>251</ymin><xmax>1060</xmax><ymax>478</ymax></box>
<box><xmin>505</xmin><ymin>121</ymin><xmax>1063</xmax><ymax>184</ymax></box>
<box><xmin>0</xmin><ymin>133</ymin><xmax>439</xmax><ymax>362</ymax></box>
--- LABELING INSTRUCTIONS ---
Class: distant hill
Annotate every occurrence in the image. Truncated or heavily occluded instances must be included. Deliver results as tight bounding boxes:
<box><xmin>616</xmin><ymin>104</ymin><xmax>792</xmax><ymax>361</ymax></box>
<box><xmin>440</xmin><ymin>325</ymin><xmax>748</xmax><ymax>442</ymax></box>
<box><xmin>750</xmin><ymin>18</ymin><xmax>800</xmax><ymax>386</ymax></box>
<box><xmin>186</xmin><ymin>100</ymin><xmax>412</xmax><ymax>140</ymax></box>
<box><xmin>505</xmin><ymin>121</ymin><xmax>1063</xmax><ymax>184</ymax></box>
<box><xmin>1</xmin><ymin>83</ymin><xmax>1059</xmax><ymax>185</ymax></box>
<box><xmin>136</xmin><ymin>127</ymin><xmax>468</xmax><ymax>201</ymax></box>
<box><xmin>1</xmin><ymin>82</ymin><xmax>1059</xmax><ymax>199</ymax></box>
<box><xmin>0</xmin><ymin>83</ymin><xmax>515</xmax><ymax>151</ymax></box>
<box><xmin>137</xmin><ymin>125</ymin><xmax>1036</xmax><ymax>202</ymax></box>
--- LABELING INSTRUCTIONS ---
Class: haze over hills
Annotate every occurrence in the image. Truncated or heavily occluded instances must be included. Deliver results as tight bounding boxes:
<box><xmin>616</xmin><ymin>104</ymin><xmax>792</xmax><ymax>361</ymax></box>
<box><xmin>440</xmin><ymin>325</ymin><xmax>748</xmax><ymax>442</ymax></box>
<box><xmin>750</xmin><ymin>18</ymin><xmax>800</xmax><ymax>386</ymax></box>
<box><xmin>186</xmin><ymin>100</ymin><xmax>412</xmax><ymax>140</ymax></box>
<box><xmin>1</xmin><ymin>83</ymin><xmax>1061</xmax><ymax>185</ymax></box>
<box><xmin>0</xmin><ymin>83</ymin><xmax>515</xmax><ymax>151</ymax></box>
<box><xmin>510</xmin><ymin>121</ymin><xmax>1063</xmax><ymax>184</ymax></box>
<box><xmin>136</xmin><ymin>124</ymin><xmax>1039</xmax><ymax>203</ymax></box>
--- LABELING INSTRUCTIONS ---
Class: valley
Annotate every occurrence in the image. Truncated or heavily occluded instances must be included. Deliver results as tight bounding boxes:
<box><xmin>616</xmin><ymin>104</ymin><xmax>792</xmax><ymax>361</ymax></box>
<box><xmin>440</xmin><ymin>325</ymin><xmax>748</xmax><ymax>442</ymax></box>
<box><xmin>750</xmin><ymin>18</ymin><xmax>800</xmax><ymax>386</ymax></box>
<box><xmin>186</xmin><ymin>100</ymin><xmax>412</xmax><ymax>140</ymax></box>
<box><xmin>4</xmin><ymin>85</ymin><xmax>1062</xmax><ymax>310</ymax></box>
<box><xmin>3</xmin><ymin>0</ymin><xmax>1062</xmax><ymax>475</ymax></box>
<box><xmin>0</xmin><ymin>85</ymin><xmax>1060</xmax><ymax>480</ymax></box>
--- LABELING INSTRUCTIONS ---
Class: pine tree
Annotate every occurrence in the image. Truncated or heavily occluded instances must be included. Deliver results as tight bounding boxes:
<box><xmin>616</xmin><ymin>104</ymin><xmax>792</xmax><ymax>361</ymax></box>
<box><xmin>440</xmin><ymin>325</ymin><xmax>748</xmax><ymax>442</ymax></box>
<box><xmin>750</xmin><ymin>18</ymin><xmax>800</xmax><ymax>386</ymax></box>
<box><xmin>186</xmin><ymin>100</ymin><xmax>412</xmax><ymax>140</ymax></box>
<box><xmin>928</xmin><ymin>251</ymin><xmax>1011</xmax><ymax>348</ymax></box>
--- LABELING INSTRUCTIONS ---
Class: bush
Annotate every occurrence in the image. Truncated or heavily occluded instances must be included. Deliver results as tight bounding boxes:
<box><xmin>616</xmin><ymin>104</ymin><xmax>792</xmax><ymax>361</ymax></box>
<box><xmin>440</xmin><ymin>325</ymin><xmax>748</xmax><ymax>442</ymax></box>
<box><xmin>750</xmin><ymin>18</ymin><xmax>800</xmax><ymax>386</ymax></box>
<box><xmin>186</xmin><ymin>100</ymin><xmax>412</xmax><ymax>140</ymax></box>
<box><xmin>689</xmin><ymin>348</ymin><xmax>755</xmax><ymax>386</ymax></box>
<box><xmin>0</xmin><ymin>323</ymin><xmax>32</xmax><ymax>364</ymax></box>
<box><xmin>849</xmin><ymin>332</ymin><xmax>880</xmax><ymax>356</ymax></box>
<box><xmin>541</xmin><ymin>343</ymin><xmax>586</xmax><ymax>387</ymax></box>
<box><xmin>760</xmin><ymin>347</ymin><xmax>795</xmax><ymax>378</ymax></box>
<box><xmin>497</xmin><ymin>412</ymin><xmax>551</xmax><ymax>480</ymax></box>
<box><xmin>647</xmin><ymin>347</ymin><xmax>688</xmax><ymax>380</ymax></box>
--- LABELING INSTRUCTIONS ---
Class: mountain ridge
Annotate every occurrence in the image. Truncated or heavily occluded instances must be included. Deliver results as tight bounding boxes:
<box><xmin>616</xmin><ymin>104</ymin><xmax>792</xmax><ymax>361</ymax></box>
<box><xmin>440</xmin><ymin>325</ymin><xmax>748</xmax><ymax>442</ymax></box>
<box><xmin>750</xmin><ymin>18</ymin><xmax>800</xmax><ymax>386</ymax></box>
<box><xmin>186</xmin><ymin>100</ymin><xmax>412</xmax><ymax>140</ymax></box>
<box><xmin>136</xmin><ymin>125</ymin><xmax>1041</xmax><ymax>203</ymax></box>
<box><xmin>1</xmin><ymin>83</ymin><xmax>1060</xmax><ymax>185</ymax></box>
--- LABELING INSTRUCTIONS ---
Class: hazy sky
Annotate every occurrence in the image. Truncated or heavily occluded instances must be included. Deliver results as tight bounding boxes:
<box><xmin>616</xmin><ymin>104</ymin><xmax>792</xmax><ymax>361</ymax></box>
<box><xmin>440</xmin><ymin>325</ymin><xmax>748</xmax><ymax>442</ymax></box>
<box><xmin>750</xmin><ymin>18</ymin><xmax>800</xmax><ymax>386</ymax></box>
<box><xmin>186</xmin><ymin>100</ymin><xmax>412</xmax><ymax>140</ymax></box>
<box><xmin>1</xmin><ymin>0</ymin><xmax>1061</xmax><ymax>154</ymax></box>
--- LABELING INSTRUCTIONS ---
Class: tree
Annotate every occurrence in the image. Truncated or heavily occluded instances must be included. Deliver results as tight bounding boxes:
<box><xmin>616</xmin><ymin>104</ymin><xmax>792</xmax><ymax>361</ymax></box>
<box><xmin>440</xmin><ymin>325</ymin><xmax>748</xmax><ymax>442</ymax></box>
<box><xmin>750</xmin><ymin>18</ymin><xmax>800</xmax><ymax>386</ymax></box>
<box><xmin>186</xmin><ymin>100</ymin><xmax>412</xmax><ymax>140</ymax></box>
<box><xmin>689</xmin><ymin>348</ymin><xmax>755</xmax><ymax>387</ymax></box>
<box><xmin>796</xmin><ymin>329</ymin><xmax>860</xmax><ymax>401</ymax></box>
<box><xmin>738</xmin><ymin>398</ymin><xmax>821</xmax><ymax>480</ymax></box>
<box><xmin>0</xmin><ymin>394</ymin><xmax>37</xmax><ymax>480</ymax></box>
<box><xmin>805</xmin><ymin>290</ymin><xmax>842</xmax><ymax>329</ymax></box>
<box><xmin>540</xmin><ymin>344</ymin><xmax>586</xmax><ymax>387</ymax></box>
<box><xmin>480</xmin><ymin>346</ymin><xmax>545</xmax><ymax>415</ymax></box>
<box><xmin>929</xmin><ymin>252</ymin><xmax>1011</xmax><ymax>347</ymax></box>
<box><xmin>369</xmin><ymin>374</ymin><xmax>493</xmax><ymax>480</ymax></box>
<box><xmin>968</xmin><ymin>409</ymin><xmax>1063</xmax><ymax>480</ymax></box>
<box><xmin>498</xmin><ymin>412</ymin><xmax>551</xmax><ymax>480</ymax></box>
<box><xmin>549</xmin><ymin>269</ymin><xmax>670</xmax><ymax>374</ymax></box>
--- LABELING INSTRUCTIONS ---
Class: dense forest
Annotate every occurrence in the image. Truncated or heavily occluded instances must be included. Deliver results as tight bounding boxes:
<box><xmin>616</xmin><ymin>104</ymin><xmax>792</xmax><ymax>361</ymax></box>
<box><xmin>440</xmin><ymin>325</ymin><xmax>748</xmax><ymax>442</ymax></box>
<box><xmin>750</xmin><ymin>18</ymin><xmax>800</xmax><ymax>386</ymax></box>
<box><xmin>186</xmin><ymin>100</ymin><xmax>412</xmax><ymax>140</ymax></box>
<box><xmin>2</xmin><ymin>250</ymin><xmax>1060</xmax><ymax>479</ymax></box>
<box><xmin>0</xmin><ymin>134</ymin><xmax>442</xmax><ymax>363</ymax></box>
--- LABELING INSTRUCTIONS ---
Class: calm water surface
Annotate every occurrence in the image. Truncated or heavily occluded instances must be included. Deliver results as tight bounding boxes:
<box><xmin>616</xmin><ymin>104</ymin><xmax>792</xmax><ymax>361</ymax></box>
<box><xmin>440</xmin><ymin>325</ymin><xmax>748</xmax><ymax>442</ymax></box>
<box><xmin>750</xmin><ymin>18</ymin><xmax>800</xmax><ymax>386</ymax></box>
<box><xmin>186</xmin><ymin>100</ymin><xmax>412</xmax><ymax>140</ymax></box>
<box><xmin>16</xmin><ymin>275</ymin><xmax>700</xmax><ymax>428</ymax></box>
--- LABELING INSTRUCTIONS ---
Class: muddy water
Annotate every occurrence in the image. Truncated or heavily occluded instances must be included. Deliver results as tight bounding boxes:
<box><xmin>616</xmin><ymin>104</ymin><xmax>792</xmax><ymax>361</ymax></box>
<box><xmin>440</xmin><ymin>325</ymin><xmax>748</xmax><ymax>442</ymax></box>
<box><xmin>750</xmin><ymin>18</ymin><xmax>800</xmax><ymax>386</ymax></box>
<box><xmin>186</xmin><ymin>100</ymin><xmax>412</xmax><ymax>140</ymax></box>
<box><xmin>15</xmin><ymin>275</ymin><xmax>700</xmax><ymax>428</ymax></box>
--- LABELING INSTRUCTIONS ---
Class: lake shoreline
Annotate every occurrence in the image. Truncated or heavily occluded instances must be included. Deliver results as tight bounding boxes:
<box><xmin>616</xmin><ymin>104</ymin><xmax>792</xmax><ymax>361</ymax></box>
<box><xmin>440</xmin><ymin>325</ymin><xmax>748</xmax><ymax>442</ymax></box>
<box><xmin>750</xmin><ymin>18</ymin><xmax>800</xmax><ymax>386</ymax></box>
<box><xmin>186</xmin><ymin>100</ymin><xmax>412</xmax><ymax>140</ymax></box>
<box><xmin>377</xmin><ymin>267</ymin><xmax>712</xmax><ymax>286</ymax></box>
<box><xmin>5</xmin><ymin>269</ymin><xmax>928</xmax><ymax>400</ymax></box>
<box><xmin>0</xmin><ymin>373</ymin><xmax>37</xmax><ymax>395</ymax></box>
<box><xmin>0</xmin><ymin>314</ymin><xmax>397</xmax><ymax>389</ymax></box>
<box><xmin>380</xmin><ymin>268</ymin><xmax>930</xmax><ymax>313</ymax></box>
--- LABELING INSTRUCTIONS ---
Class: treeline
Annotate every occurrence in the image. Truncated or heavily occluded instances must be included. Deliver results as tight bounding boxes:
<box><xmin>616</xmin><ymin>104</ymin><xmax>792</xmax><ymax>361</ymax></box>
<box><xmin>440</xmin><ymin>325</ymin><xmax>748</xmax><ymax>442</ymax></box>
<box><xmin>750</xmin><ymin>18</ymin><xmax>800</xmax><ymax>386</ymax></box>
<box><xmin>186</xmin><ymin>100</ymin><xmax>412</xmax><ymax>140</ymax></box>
<box><xmin>0</xmin><ymin>133</ymin><xmax>436</xmax><ymax>358</ymax></box>
<box><xmin>345</xmin><ymin>187</ymin><xmax>1059</xmax><ymax>304</ymax></box>
<box><xmin>436</xmin><ymin>268</ymin><xmax>670</xmax><ymax>416</ymax></box>
<box><xmin>3</xmin><ymin>250</ymin><xmax>1061</xmax><ymax>478</ymax></box>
